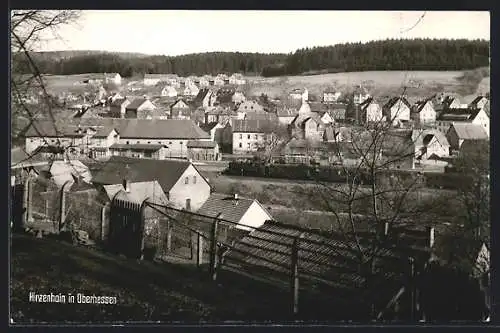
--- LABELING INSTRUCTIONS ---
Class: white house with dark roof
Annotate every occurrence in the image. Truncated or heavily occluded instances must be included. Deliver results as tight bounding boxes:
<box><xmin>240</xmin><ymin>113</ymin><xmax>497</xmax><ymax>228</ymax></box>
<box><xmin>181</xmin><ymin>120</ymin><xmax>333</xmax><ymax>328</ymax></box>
<box><xmin>359</xmin><ymin>98</ymin><xmax>383</xmax><ymax>124</ymax></box>
<box><xmin>125</xmin><ymin>98</ymin><xmax>157</xmax><ymax>119</ymax></box>
<box><xmin>197</xmin><ymin>193</ymin><xmax>273</xmax><ymax>231</ymax></box>
<box><xmin>383</xmin><ymin>96</ymin><xmax>412</xmax><ymax>126</ymax></box>
<box><xmin>446</xmin><ymin>123</ymin><xmax>489</xmax><ymax>151</ymax></box>
<box><xmin>411</xmin><ymin>99</ymin><xmax>436</xmax><ymax>126</ymax></box>
<box><xmin>93</xmin><ymin>156</ymin><xmax>211</xmax><ymax>211</ymax></box>
<box><xmin>436</xmin><ymin>108</ymin><xmax>490</xmax><ymax>136</ymax></box>
<box><xmin>231</xmin><ymin>119</ymin><xmax>275</xmax><ymax>154</ymax></box>
<box><xmin>104</xmin><ymin>73</ymin><xmax>122</xmax><ymax>85</ymax></box>
<box><xmin>469</xmin><ymin>96</ymin><xmax>489</xmax><ymax>110</ymax></box>
<box><xmin>161</xmin><ymin>86</ymin><xmax>178</xmax><ymax>98</ymax></box>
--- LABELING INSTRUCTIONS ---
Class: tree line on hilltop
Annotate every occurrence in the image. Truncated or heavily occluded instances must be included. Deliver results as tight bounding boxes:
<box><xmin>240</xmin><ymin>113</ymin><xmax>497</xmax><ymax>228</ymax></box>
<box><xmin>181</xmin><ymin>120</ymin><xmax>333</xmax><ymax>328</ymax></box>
<box><xmin>12</xmin><ymin>38</ymin><xmax>489</xmax><ymax>78</ymax></box>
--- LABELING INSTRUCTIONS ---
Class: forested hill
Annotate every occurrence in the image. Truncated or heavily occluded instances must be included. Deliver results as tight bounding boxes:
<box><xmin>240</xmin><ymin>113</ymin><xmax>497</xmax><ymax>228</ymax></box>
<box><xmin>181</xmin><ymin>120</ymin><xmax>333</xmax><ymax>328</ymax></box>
<box><xmin>14</xmin><ymin>38</ymin><xmax>489</xmax><ymax>77</ymax></box>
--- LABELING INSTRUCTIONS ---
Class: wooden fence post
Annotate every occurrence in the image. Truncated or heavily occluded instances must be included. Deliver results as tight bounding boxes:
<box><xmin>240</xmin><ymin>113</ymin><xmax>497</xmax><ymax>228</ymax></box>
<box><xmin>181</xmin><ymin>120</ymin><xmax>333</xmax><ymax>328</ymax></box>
<box><xmin>290</xmin><ymin>236</ymin><xmax>300</xmax><ymax>316</ymax></box>
<box><xmin>166</xmin><ymin>220</ymin><xmax>172</xmax><ymax>252</ymax></box>
<box><xmin>21</xmin><ymin>177</ymin><xmax>31</xmax><ymax>230</ymax></box>
<box><xmin>138</xmin><ymin>200</ymin><xmax>147</xmax><ymax>260</ymax></box>
<box><xmin>197</xmin><ymin>233</ymin><xmax>204</xmax><ymax>267</ymax></box>
<box><xmin>409</xmin><ymin>256</ymin><xmax>416</xmax><ymax>321</ymax></box>
<box><xmin>59</xmin><ymin>182</ymin><xmax>71</xmax><ymax>233</ymax></box>
<box><xmin>209</xmin><ymin>214</ymin><xmax>221</xmax><ymax>281</ymax></box>
<box><xmin>100</xmin><ymin>204</ymin><xmax>108</xmax><ymax>241</ymax></box>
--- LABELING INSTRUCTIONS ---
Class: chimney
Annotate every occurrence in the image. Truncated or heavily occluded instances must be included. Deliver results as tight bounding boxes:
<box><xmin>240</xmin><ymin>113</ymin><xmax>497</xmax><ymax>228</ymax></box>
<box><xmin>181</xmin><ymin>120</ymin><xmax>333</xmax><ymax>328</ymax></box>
<box><xmin>123</xmin><ymin>179</ymin><xmax>130</xmax><ymax>193</ymax></box>
<box><xmin>427</xmin><ymin>226</ymin><xmax>435</xmax><ymax>248</ymax></box>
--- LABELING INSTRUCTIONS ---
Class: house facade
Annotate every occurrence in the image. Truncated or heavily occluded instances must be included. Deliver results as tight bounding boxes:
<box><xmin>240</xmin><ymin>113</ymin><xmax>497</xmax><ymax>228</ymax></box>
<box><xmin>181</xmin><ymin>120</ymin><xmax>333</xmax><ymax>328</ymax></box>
<box><xmin>93</xmin><ymin>157</ymin><xmax>210</xmax><ymax>212</ymax></box>
<box><xmin>125</xmin><ymin>99</ymin><xmax>158</xmax><ymax>119</ymax></box>
<box><xmin>232</xmin><ymin>119</ymin><xmax>272</xmax><ymax>154</ymax></box>
<box><xmin>197</xmin><ymin>193</ymin><xmax>273</xmax><ymax>231</ymax></box>
<box><xmin>186</xmin><ymin>140</ymin><xmax>220</xmax><ymax>161</ymax></box>
<box><xmin>105</xmin><ymin>73</ymin><xmax>122</xmax><ymax>85</ymax></box>
<box><xmin>183</xmin><ymin>84</ymin><xmax>199</xmax><ymax>97</ymax></box>
<box><xmin>109</xmin><ymin>98</ymin><xmax>131</xmax><ymax>118</ymax></box>
<box><xmin>237</xmin><ymin>100</ymin><xmax>264</xmax><ymax>113</ymax></box>
<box><xmin>383</xmin><ymin>97</ymin><xmax>411</xmax><ymax>126</ymax></box>
<box><xmin>436</xmin><ymin>108</ymin><xmax>490</xmax><ymax>136</ymax></box>
<box><xmin>411</xmin><ymin>100</ymin><xmax>436</xmax><ymax>126</ymax></box>
<box><xmin>161</xmin><ymin>86</ymin><xmax>178</xmax><ymax>98</ymax></box>
<box><xmin>446</xmin><ymin>123</ymin><xmax>489</xmax><ymax>151</ymax></box>
<box><xmin>360</xmin><ymin>98</ymin><xmax>383</xmax><ymax>124</ymax></box>
<box><xmin>170</xmin><ymin>99</ymin><xmax>191</xmax><ymax>120</ymax></box>
<box><xmin>323</xmin><ymin>91</ymin><xmax>341</xmax><ymax>103</ymax></box>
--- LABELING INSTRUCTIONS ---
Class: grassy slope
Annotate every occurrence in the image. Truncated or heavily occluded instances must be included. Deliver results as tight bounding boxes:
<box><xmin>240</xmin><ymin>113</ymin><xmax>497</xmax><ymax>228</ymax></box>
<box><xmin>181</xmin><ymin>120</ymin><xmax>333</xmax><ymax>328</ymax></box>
<box><xmin>10</xmin><ymin>234</ymin><xmax>291</xmax><ymax>324</ymax></box>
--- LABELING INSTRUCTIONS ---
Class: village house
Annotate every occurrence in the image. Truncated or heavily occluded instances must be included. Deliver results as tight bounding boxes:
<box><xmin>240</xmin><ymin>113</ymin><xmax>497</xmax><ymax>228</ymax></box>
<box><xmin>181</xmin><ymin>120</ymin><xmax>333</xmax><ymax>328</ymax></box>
<box><xmin>436</xmin><ymin>107</ymin><xmax>490</xmax><ymax>136</ymax></box>
<box><xmin>186</xmin><ymin>140</ymin><xmax>220</xmax><ymax>161</ymax></box>
<box><xmin>199</xmin><ymin>76</ymin><xmax>210</xmax><ymax>87</ymax></box>
<box><xmin>323</xmin><ymin>90</ymin><xmax>341</xmax><ymax>103</ymax></box>
<box><xmin>237</xmin><ymin>100</ymin><xmax>265</xmax><ymax>113</ymax></box>
<box><xmin>446</xmin><ymin>123</ymin><xmax>489</xmax><ymax>152</ymax></box>
<box><xmin>229</xmin><ymin>73</ymin><xmax>247</xmax><ymax>85</ymax></box>
<box><xmin>216</xmin><ymin>87</ymin><xmax>236</xmax><ymax>105</ymax></box>
<box><xmin>411</xmin><ymin>129</ymin><xmax>450</xmax><ymax>166</ymax></box>
<box><xmin>214</xmin><ymin>77</ymin><xmax>225</xmax><ymax>86</ymax></box>
<box><xmin>411</xmin><ymin>99</ymin><xmax>437</xmax><ymax>126</ymax></box>
<box><xmin>383</xmin><ymin>96</ymin><xmax>412</xmax><ymax>126</ymax></box>
<box><xmin>199</xmin><ymin>122</ymin><xmax>225</xmax><ymax>142</ymax></box>
<box><xmin>289</xmin><ymin>101</ymin><xmax>330</xmax><ymax>141</ymax></box>
<box><xmin>92</xmin><ymin>156</ymin><xmax>211</xmax><ymax>211</ymax></box>
<box><xmin>232</xmin><ymin>119</ymin><xmax>274</xmax><ymax>154</ymax></box>
<box><xmin>104</xmin><ymin>73</ymin><xmax>122</xmax><ymax>86</ymax></box>
<box><xmin>442</xmin><ymin>95</ymin><xmax>462</xmax><ymax>109</ymax></box>
<box><xmin>116</xmin><ymin>119</ymin><xmax>211</xmax><ymax>159</ymax></box>
<box><xmin>231</xmin><ymin>90</ymin><xmax>246</xmax><ymax>104</ymax></box>
<box><xmin>24</xmin><ymin>122</ymin><xmax>89</xmax><ymax>156</ymax></box>
<box><xmin>197</xmin><ymin>193</ymin><xmax>273</xmax><ymax>231</ymax></box>
<box><xmin>143</xmin><ymin>74</ymin><xmax>170</xmax><ymax>86</ymax></box>
<box><xmin>359</xmin><ymin>98</ymin><xmax>383</xmax><ymax>124</ymax></box>
<box><xmin>88</xmin><ymin>127</ymin><xmax>120</xmax><ymax>159</ymax></box>
<box><xmin>184</xmin><ymin>76</ymin><xmax>197</xmax><ymax>88</ymax></box>
<box><xmin>109</xmin><ymin>143</ymin><xmax>168</xmax><ymax>159</ymax></box>
<box><xmin>469</xmin><ymin>96</ymin><xmax>489</xmax><ymax>110</ymax></box>
<box><xmin>289</xmin><ymin>88</ymin><xmax>309</xmax><ymax>101</ymax></box>
<box><xmin>205</xmin><ymin>106</ymin><xmax>236</xmax><ymax>125</ymax></box>
<box><xmin>277</xmin><ymin>107</ymin><xmax>299</xmax><ymax>125</ymax></box>
<box><xmin>100</xmin><ymin>179</ymin><xmax>169</xmax><ymax>241</ymax></box>
<box><xmin>161</xmin><ymin>85</ymin><xmax>178</xmax><ymax>98</ymax></box>
<box><xmin>125</xmin><ymin>98</ymin><xmax>158</xmax><ymax>119</ymax></box>
<box><xmin>169</xmin><ymin>99</ymin><xmax>192</xmax><ymax>120</ymax></box>
<box><xmin>352</xmin><ymin>85</ymin><xmax>370</xmax><ymax>105</ymax></box>
<box><xmin>109</xmin><ymin>98</ymin><xmax>131</xmax><ymax>118</ymax></box>
<box><xmin>183</xmin><ymin>84</ymin><xmax>200</xmax><ymax>97</ymax></box>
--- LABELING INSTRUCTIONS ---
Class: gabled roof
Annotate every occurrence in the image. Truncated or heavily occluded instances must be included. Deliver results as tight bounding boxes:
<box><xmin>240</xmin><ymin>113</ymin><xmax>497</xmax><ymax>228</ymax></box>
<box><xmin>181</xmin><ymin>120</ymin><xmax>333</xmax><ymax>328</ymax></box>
<box><xmin>412</xmin><ymin>100</ymin><xmax>434</xmax><ymax>113</ymax></box>
<box><xmin>125</xmin><ymin>98</ymin><xmax>151</xmax><ymax>110</ymax></box>
<box><xmin>196</xmin><ymin>193</ymin><xmax>265</xmax><ymax>224</ymax></box>
<box><xmin>110</xmin><ymin>98</ymin><xmax>129</xmax><ymax>107</ymax></box>
<box><xmin>186</xmin><ymin>140</ymin><xmax>217</xmax><ymax>148</ymax></box>
<box><xmin>104</xmin><ymin>180</ymin><xmax>168</xmax><ymax>205</ymax></box>
<box><xmin>92</xmin><ymin>156</ymin><xmax>195</xmax><ymax>192</ymax></box>
<box><xmin>118</xmin><ymin>119</ymin><xmax>209</xmax><ymax>139</ymax></box>
<box><xmin>93</xmin><ymin>127</ymin><xmax>118</xmax><ymax>138</ymax></box>
<box><xmin>436</xmin><ymin>108</ymin><xmax>482</xmax><ymax>121</ymax></box>
<box><xmin>469</xmin><ymin>96</ymin><xmax>487</xmax><ymax>107</ymax></box>
<box><xmin>199</xmin><ymin>122</ymin><xmax>221</xmax><ymax>132</ymax></box>
<box><xmin>384</xmin><ymin>96</ymin><xmax>411</xmax><ymax>110</ymax></box>
<box><xmin>232</xmin><ymin>119</ymin><xmax>273</xmax><ymax>133</ymax></box>
<box><xmin>411</xmin><ymin>129</ymin><xmax>450</xmax><ymax>148</ymax></box>
<box><xmin>449</xmin><ymin>123</ymin><xmax>488</xmax><ymax>140</ymax></box>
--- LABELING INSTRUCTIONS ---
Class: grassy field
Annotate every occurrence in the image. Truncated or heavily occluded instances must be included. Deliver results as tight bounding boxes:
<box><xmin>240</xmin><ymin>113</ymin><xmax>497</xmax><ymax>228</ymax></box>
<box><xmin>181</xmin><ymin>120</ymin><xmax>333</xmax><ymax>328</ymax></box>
<box><xmin>246</xmin><ymin>69</ymin><xmax>489</xmax><ymax>100</ymax></box>
<box><xmin>10</xmin><ymin>234</ymin><xmax>295</xmax><ymax>323</ymax></box>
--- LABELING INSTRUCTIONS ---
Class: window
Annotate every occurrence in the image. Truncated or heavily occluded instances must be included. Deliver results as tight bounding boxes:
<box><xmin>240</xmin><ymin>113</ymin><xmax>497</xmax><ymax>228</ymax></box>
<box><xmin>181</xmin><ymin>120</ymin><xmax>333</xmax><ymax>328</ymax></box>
<box><xmin>247</xmin><ymin>134</ymin><xmax>250</xmax><ymax>139</ymax></box>
<box><xmin>247</xmin><ymin>143</ymin><xmax>250</xmax><ymax>148</ymax></box>
<box><xmin>186</xmin><ymin>199</ymin><xmax>191</xmax><ymax>211</ymax></box>
<box><xmin>185</xmin><ymin>177</ymin><xmax>189</xmax><ymax>184</ymax></box>
<box><xmin>137</xmin><ymin>141</ymin><xmax>140</xmax><ymax>144</ymax></box>
<box><xmin>193</xmin><ymin>176</ymin><xmax>197</xmax><ymax>184</ymax></box>
<box><xmin>239</xmin><ymin>134</ymin><xmax>242</xmax><ymax>139</ymax></box>
<box><xmin>158</xmin><ymin>141</ymin><xmax>162</xmax><ymax>144</ymax></box>
<box><xmin>169</xmin><ymin>142</ymin><xmax>172</xmax><ymax>144</ymax></box>
<box><xmin>254</xmin><ymin>134</ymin><xmax>258</xmax><ymax>140</ymax></box>
<box><xmin>239</xmin><ymin>142</ymin><xmax>242</xmax><ymax>148</ymax></box>
<box><xmin>180</xmin><ymin>141</ymin><xmax>183</xmax><ymax>145</ymax></box>
<box><xmin>148</xmin><ymin>141</ymin><xmax>151</xmax><ymax>144</ymax></box>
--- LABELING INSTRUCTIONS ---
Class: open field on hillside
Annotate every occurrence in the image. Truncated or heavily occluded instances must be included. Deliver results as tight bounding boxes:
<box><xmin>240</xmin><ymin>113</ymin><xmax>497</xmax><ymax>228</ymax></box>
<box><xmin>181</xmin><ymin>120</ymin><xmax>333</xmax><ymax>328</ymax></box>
<box><xmin>246</xmin><ymin>70</ymin><xmax>490</xmax><ymax>100</ymax></box>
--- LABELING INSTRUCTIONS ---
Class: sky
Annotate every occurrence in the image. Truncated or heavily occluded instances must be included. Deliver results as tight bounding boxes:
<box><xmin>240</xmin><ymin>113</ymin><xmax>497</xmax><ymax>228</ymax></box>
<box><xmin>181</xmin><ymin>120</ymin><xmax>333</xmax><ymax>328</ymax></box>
<box><xmin>37</xmin><ymin>10</ymin><xmax>490</xmax><ymax>56</ymax></box>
